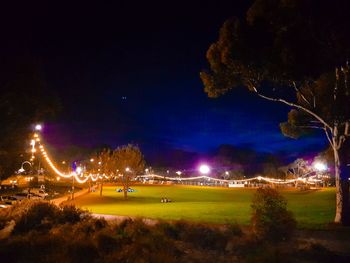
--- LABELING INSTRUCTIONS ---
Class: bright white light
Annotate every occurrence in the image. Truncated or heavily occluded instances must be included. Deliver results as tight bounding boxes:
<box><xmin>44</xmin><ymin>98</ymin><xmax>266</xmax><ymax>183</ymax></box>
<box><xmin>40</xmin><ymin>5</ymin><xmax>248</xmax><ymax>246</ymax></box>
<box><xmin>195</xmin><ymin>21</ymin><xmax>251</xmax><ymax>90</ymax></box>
<box><xmin>76</xmin><ymin>167</ymin><xmax>82</xmax><ymax>174</ymax></box>
<box><xmin>314</xmin><ymin>162</ymin><xmax>327</xmax><ymax>172</ymax></box>
<box><xmin>90</xmin><ymin>158</ymin><xmax>94</xmax><ymax>162</ymax></box>
<box><xmin>199</xmin><ymin>164</ymin><xmax>210</xmax><ymax>174</ymax></box>
<box><xmin>125</xmin><ymin>167</ymin><xmax>130</xmax><ymax>172</ymax></box>
<box><xmin>176</xmin><ymin>171</ymin><xmax>182</xmax><ymax>175</ymax></box>
<box><xmin>225</xmin><ymin>171</ymin><xmax>229</xmax><ymax>175</ymax></box>
<box><xmin>35</xmin><ymin>124</ymin><xmax>42</xmax><ymax>131</ymax></box>
<box><xmin>18</xmin><ymin>168</ymin><xmax>25</xmax><ymax>173</ymax></box>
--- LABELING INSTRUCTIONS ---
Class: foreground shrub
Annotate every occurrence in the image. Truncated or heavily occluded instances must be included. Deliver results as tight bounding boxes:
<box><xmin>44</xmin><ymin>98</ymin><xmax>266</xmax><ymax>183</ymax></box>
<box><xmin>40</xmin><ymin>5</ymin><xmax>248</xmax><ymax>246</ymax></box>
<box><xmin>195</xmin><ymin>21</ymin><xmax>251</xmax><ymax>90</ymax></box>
<box><xmin>0</xmin><ymin>199</ymin><xmax>42</xmax><ymax>230</ymax></box>
<box><xmin>4</xmin><ymin>201</ymin><xmax>90</xmax><ymax>235</ymax></box>
<box><xmin>13</xmin><ymin>202</ymin><xmax>60</xmax><ymax>234</ymax></box>
<box><xmin>157</xmin><ymin>220</ymin><xmax>229</xmax><ymax>250</ymax></box>
<box><xmin>58</xmin><ymin>204</ymin><xmax>90</xmax><ymax>224</ymax></box>
<box><xmin>224</xmin><ymin>222</ymin><xmax>243</xmax><ymax>237</ymax></box>
<box><xmin>1</xmin><ymin>202</ymin><xmax>346</xmax><ymax>263</ymax></box>
<box><xmin>251</xmin><ymin>187</ymin><xmax>296</xmax><ymax>241</ymax></box>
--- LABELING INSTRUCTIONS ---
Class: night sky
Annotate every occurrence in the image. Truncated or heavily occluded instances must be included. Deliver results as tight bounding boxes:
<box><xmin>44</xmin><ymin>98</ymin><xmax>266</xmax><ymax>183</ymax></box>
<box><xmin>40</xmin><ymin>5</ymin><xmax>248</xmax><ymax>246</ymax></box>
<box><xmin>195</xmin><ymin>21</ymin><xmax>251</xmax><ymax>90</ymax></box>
<box><xmin>2</xmin><ymin>1</ymin><xmax>327</xmax><ymax>160</ymax></box>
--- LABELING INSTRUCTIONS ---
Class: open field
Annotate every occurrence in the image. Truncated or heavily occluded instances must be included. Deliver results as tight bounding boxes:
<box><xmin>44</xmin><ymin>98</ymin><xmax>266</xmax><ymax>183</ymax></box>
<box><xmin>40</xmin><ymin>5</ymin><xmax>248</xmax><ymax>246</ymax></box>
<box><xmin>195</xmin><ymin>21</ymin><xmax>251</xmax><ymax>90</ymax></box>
<box><xmin>72</xmin><ymin>185</ymin><xmax>336</xmax><ymax>228</ymax></box>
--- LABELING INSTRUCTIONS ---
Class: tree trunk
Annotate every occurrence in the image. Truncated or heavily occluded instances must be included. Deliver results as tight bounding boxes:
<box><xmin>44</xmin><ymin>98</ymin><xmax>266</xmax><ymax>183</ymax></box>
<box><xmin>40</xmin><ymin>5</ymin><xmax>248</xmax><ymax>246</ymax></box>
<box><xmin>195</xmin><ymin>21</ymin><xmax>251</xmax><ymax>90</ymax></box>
<box><xmin>100</xmin><ymin>180</ymin><xmax>103</xmax><ymax>196</ymax></box>
<box><xmin>333</xmin><ymin>145</ymin><xmax>350</xmax><ymax>225</ymax></box>
<box><xmin>123</xmin><ymin>175</ymin><xmax>128</xmax><ymax>199</ymax></box>
<box><xmin>123</xmin><ymin>183</ymin><xmax>128</xmax><ymax>199</ymax></box>
<box><xmin>123</xmin><ymin>185</ymin><xmax>127</xmax><ymax>199</ymax></box>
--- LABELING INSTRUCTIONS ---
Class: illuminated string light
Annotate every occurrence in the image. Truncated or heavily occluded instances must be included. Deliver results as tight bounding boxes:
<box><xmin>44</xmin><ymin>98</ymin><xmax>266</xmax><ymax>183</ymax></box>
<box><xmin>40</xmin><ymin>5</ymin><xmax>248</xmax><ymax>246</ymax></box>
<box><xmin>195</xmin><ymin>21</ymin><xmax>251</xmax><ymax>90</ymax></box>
<box><xmin>30</xmin><ymin>132</ymin><xmax>327</xmax><ymax>186</ymax></box>
<box><xmin>139</xmin><ymin>174</ymin><xmax>322</xmax><ymax>185</ymax></box>
<box><xmin>31</xmin><ymin>133</ymin><xmax>102</xmax><ymax>184</ymax></box>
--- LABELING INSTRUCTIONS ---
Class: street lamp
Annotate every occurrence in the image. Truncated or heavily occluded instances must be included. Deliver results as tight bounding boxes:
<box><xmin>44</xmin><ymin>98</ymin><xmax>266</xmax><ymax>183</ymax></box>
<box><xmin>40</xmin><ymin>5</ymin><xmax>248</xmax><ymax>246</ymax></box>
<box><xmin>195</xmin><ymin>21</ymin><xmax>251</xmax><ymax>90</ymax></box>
<box><xmin>18</xmin><ymin>161</ymin><xmax>32</xmax><ymax>173</ymax></box>
<box><xmin>313</xmin><ymin>162</ymin><xmax>327</xmax><ymax>172</ymax></box>
<box><xmin>35</xmin><ymin>124</ymin><xmax>42</xmax><ymax>131</ymax></box>
<box><xmin>313</xmin><ymin>161</ymin><xmax>328</xmax><ymax>187</ymax></box>
<box><xmin>199</xmin><ymin>164</ymin><xmax>210</xmax><ymax>174</ymax></box>
<box><xmin>76</xmin><ymin>166</ymin><xmax>82</xmax><ymax>174</ymax></box>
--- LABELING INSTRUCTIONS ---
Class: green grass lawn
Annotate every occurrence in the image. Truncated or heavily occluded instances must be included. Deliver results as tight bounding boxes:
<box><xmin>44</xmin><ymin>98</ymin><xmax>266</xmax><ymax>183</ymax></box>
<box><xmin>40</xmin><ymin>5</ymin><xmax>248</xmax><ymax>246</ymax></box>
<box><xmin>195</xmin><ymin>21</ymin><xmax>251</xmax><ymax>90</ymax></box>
<box><xmin>72</xmin><ymin>185</ymin><xmax>336</xmax><ymax>228</ymax></box>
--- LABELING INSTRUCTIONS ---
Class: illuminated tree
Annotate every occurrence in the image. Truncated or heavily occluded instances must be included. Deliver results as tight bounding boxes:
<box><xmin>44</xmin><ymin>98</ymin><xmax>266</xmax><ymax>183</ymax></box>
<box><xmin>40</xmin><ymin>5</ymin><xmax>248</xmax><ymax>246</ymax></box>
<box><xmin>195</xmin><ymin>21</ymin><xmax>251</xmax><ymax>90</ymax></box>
<box><xmin>113</xmin><ymin>144</ymin><xmax>145</xmax><ymax>199</ymax></box>
<box><xmin>201</xmin><ymin>0</ymin><xmax>350</xmax><ymax>224</ymax></box>
<box><xmin>92</xmin><ymin>148</ymin><xmax>116</xmax><ymax>196</ymax></box>
<box><xmin>287</xmin><ymin>159</ymin><xmax>311</xmax><ymax>178</ymax></box>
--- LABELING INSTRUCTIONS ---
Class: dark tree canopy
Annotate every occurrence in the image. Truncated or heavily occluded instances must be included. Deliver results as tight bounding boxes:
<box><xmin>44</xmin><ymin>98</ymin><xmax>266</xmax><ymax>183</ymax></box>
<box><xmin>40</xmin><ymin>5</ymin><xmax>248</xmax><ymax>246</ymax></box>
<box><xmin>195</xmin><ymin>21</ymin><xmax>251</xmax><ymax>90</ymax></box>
<box><xmin>113</xmin><ymin>144</ymin><xmax>145</xmax><ymax>199</ymax></box>
<box><xmin>201</xmin><ymin>0</ymin><xmax>350</xmax><ymax>138</ymax></box>
<box><xmin>201</xmin><ymin>0</ymin><xmax>350</xmax><ymax>225</ymax></box>
<box><xmin>202</xmin><ymin>0</ymin><xmax>350</xmax><ymax>92</ymax></box>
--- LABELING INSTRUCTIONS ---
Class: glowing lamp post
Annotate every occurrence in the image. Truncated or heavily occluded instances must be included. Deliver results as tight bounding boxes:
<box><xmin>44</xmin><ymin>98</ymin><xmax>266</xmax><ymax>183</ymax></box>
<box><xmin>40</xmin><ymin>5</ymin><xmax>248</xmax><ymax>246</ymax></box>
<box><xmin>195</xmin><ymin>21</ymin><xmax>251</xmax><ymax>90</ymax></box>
<box><xmin>72</xmin><ymin>166</ymin><xmax>82</xmax><ymax>200</ymax></box>
<box><xmin>313</xmin><ymin>161</ymin><xmax>328</xmax><ymax>187</ymax></box>
<box><xmin>313</xmin><ymin>162</ymin><xmax>327</xmax><ymax>172</ymax></box>
<box><xmin>199</xmin><ymin>164</ymin><xmax>210</xmax><ymax>174</ymax></box>
<box><xmin>35</xmin><ymin>124</ymin><xmax>42</xmax><ymax>131</ymax></box>
<box><xmin>18</xmin><ymin>161</ymin><xmax>32</xmax><ymax>174</ymax></box>
<box><xmin>76</xmin><ymin>167</ymin><xmax>82</xmax><ymax>174</ymax></box>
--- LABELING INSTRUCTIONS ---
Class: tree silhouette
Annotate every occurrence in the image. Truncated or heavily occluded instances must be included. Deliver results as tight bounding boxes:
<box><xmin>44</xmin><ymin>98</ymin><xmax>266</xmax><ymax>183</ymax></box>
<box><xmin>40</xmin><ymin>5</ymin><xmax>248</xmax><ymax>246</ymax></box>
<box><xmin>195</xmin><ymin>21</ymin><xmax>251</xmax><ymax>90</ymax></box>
<box><xmin>201</xmin><ymin>0</ymin><xmax>350</xmax><ymax>225</ymax></box>
<box><xmin>113</xmin><ymin>144</ymin><xmax>145</xmax><ymax>199</ymax></box>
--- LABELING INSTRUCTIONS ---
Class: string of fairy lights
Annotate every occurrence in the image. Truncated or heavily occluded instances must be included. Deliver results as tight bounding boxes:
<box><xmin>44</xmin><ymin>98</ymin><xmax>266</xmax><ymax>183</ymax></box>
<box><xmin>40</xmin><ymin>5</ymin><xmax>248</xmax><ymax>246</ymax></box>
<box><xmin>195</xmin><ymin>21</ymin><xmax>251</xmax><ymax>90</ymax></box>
<box><xmin>138</xmin><ymin>174</ymin><xmax>323</xmax><ymax>185</ymax></box>
<box><xmin>30</xmin><ymin>131</ymin><xmax>100</xmax><ymax>184</ymax></box>
<box><xmin>29</xmin><ymin>128</ymin><xmax>324</xmax><ymax>185</ymax></box>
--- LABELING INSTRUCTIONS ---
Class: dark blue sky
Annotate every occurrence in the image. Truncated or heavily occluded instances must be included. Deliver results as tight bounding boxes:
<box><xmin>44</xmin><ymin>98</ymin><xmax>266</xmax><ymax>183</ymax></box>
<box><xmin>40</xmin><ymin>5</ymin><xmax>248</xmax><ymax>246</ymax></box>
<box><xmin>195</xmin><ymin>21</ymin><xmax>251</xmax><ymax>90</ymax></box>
<box><xmin>2</xmin><ymin>0</ymin><xmax>327</xmax><ymax>159</ymax></box>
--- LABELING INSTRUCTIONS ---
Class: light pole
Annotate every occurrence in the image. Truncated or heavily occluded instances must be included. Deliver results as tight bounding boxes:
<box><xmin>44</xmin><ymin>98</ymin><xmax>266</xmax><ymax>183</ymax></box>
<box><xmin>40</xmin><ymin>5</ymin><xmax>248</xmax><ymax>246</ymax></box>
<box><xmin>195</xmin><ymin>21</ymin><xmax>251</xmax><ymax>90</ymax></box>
<box><xmin>34</xmin><ymin>124</ymin><xmax>42</xmax><ymax>131</ymax></box>
<box><xmin>18</xmin><ymin>161</ymin><xmax>32</xmax><ymax>174</ymax></box>
<box><xmin>73</xmin><ymin>166</ymin><xmax>82</xmax><ymax>200</ymax></box>
<box><xmin>72</xmin><ymin>175</ymin><xmax>75</xmax><ymax>200</ymax></box>
<box><xmin>199</xmin><ymin>164</ymin><xmax>210</xmax><ymax>186</ymax></box>
<box><xmin>313</xmin><ymin>161</ymin><xmax>328</xmax><ymax>187</ymax></box>
<box><xmin>199</xmin><ymin>164</ymin><xmax>210</xmax><ymax>174</ymax></box>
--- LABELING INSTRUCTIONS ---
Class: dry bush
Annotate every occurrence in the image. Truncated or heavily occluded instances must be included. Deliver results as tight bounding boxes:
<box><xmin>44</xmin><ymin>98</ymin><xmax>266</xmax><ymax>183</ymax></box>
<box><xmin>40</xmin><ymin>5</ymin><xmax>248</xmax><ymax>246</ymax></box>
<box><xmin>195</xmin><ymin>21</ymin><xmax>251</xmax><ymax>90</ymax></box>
<box><xmin>251</xmin><ymin>187</ymin><xmax>296</xmax><ymax>242</ymax></box>
<box><xmin>13</xmin><ymin>201</ymin><xmax>59</xmax><ymax>234</ymax></box>
<box><xmin>3</xmin><ymin>200</ymin><xmax>341</xmax><ymax>263</ymax></box>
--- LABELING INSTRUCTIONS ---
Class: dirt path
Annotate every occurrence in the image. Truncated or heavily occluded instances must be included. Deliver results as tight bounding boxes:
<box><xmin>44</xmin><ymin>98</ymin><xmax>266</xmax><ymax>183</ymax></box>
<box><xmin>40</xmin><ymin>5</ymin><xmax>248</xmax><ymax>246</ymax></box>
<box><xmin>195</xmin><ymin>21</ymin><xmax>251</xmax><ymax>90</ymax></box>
<box><xmin>296</xmin><ymin>229</ymin><xmax>350</xmax><ymax>256</ymax></box>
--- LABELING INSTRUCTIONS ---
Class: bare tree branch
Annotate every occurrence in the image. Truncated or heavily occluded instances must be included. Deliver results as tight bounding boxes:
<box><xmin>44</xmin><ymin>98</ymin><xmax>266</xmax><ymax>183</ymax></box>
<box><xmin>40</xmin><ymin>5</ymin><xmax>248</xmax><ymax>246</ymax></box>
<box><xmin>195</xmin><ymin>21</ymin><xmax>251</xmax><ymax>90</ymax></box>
<box><xmin>345</xmin><ymin>121</ymin><xmax>349</xmax><ymax>136</ymax></box>
<box><xmin>324</xmin><ymin>127</ymin><xmax>334</xmax><ymax>149</ymax></box>
<box><xmin>293</xmin><ymin>81</ymin><xmax>311</xmax><ymax>107</ymax></box>
<box><xmin>251</xmin><ymin>87</ymin><xmax>333</xmax><ymax>131</ymax></box>
<box><xmin>297</xmin><ymin>125</ymin><xmax>324</xmax><ymax>130</ymax></box>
